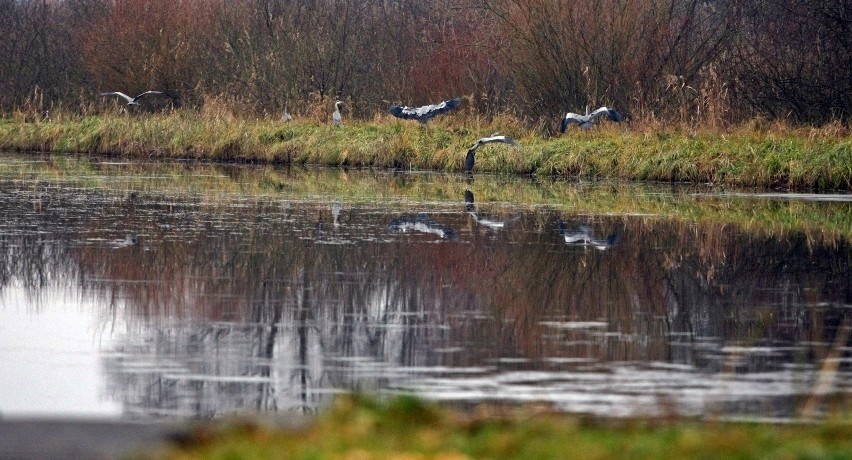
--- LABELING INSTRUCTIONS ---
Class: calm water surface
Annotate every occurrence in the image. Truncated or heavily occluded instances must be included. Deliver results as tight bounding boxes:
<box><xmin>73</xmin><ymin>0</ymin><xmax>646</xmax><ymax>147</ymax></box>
<box><xmin>0</xmin><ymin>154</ymin><xmax>849</xmax><ymax>420</ymax></box>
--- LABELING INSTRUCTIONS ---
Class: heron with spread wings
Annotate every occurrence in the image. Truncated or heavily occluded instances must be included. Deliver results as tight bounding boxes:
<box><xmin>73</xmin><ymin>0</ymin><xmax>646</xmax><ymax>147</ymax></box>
<box><xmin>464</xmin><ymin>132</ymin><xmax>520</xmax><ymax>173</ymax></box>
<box><xmin>560</xmin><ymin>106</ymin><xmax>623</xmax><ymax>132</ymax></box>
<box><xmin>389</xmin><ymin>97</ymin><xmax>462</xmax><ymax>125</ymax></box>
<box><xmin>101</xmin><ymin>91</ymin><xmax>166</xmax><ymax>107</ymax></box>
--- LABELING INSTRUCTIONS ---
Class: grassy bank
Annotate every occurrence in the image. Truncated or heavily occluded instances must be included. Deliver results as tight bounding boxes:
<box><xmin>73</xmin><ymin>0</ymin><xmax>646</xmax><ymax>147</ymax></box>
<box><xmin>159</xmin><ymin>395</ymin><xmax>851</xmax><ymax>459</ymax></box>
<box><xmin>1</xmin><ymin>113</ymin><xmax>850</xmax><ymax>190</ymax></box>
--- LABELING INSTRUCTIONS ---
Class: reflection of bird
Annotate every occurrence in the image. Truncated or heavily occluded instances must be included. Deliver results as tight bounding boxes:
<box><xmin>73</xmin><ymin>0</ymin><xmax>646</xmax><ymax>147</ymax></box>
<box><xmin>464</xmin><ymin>189</ymin><xmax>518</xmax><ymax>230</ymax></box>
<box><xmin>111</xmin><ymin>233</ymin><xmax>139</xmax><ymax>248</ymax></box>
<box><xmin>388</xmin><ymin>214</ymin><xmax>457</xmax><ymax>240</ymax></box>
<box><xmin>560</xmin><ymin>106</ymin><xmax>623</xmax><ymax>132</ymax></box>
<box><xmin>331</xmin><ymin>202</ymin><xmax>342</xmax><ymax>227</ymax></box>
<box><xmin>332</xmin><ymin>100</ymin><xmax>343</xmax><ymax>127</ymax></box>
<box><xmin>464</xmin><ymin>132</ymin><xmax>520</xmax><ymax>172</ymax></box>
<box><xmin>558</xmin><ymin>222</ymin><xmax>618</xmax><ymax>251</ymax></box>
<box><xmin>101</xmin><ymin>91</ymin><xmax>165</xmax><ymax>107</ymax></box>
<box><xmin>389</xmin><ymin>97</ymin><xmax>461</xmax><ymax>125</ymax></box>
<box><xmin>464</xmin><ymin>189</ymin><xmax>476</xmax><ymax>212</ymax></box>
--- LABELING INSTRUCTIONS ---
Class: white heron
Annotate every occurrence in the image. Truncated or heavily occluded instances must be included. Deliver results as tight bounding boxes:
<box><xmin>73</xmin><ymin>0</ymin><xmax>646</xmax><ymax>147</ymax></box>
<box><xmin>560</xmin><ymin>106</ymin><xmax>623</xmax><ymax>132</ymax></box>
<box><xmin>389</xmin><ymin>97</ymin><xmax>461</xmax><ymax>125</ymax></box>
<box><xmin>101</xmin><ymin>91</ymin><xmax>165</xmax><ymax>107</ymax></box>
<box><xmin>332</xmin><ymin>100</ymin><xmax>343</xmax><ymax>127</ymax></box>
<box><xmin>464</xmin><ymin>132</ymin><xmax>520</xmax><ymax>172</ymax></box>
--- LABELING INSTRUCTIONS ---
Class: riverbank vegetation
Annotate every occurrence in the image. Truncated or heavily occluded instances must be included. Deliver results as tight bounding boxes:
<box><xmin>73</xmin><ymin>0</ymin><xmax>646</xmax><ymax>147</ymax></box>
<box><xmin>3</xmin><ymin>1</ymin><xmax>850</xmax><ymax>188</ymax></box>
<box><xmin>158</xmin><ymin>395</ymin><xmax>851</xmax><ymax>459</ymax></box>
<box><xmin>1</xmin><ymin>113</ymin><xmax>850</xmax><ymax>190</ymax></box>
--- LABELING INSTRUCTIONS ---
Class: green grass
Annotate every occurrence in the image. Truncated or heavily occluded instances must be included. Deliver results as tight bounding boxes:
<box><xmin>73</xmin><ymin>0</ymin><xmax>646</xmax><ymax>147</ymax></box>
<box><xmin>1</xmin><ymin>113</ymin><xmax>850</xmax><ymax>190</ymax></box>
<box><xmin>158</xmin><ymin>395</ymin><xmax>851</xmax><ymax>459</ymax></box>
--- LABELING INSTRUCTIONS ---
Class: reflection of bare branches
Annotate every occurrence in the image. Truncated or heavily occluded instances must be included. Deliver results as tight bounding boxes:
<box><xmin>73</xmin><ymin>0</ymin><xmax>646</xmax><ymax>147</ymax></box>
<box><xmin>3</xmin><ymin>181</ymin><xmax>849</xmax><ymax>418</ymax></box>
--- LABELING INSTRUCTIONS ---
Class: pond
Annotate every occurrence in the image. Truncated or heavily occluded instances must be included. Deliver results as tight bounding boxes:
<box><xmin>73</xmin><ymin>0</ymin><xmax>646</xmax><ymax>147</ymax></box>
<box><xmin>0</xmin><ymin>153</ymin><xmax>849</xmax><ymax>421</ymax></box>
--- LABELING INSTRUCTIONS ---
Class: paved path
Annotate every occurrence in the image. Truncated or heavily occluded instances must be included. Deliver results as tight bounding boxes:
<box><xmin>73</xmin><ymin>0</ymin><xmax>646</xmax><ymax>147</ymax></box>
<box><xmin>0</xmin><ymin>419</ymin><xmax>182</xmax><ymax>459</ymax></box>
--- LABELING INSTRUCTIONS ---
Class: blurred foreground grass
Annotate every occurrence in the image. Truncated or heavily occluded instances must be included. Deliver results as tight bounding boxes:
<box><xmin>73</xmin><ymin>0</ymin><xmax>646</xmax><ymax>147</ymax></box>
<box><xmin>160</xmin><ymin>395</ymin><xmax>851</xmax><ymax>459</ymax></box>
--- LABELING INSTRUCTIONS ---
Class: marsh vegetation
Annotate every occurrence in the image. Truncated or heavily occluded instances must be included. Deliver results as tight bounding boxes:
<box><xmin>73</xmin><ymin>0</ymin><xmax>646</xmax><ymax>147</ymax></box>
<box><xmin>2</xmin><ymin>114</ymin><xmax>850</xmax><ymax>189</ymax></box>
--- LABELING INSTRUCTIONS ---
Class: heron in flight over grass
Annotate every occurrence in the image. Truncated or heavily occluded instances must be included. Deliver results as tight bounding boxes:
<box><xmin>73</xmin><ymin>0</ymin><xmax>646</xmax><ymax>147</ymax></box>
<box><xmin>560</xmin><ymin>106</ymin><xmax>623</xmax><ymax>132</ymax></box>
<box><xmin>465</xmin><ymin>132</ymin><xmax>520</xmax><ymax>172</ymax></box>
<box><xmin>389</xmin><ymin>97</ymin><xmax>462</xmax><ymax>125</ymax></box>
<box><xmin>332</xmin><ymin>101</ymin><xmax>343</xmax><ymax>127</ymax></box>
<box><xmin>101</xmin><ymin>91</ymin><xmax>165</xmax><ymax>107</ymax></box>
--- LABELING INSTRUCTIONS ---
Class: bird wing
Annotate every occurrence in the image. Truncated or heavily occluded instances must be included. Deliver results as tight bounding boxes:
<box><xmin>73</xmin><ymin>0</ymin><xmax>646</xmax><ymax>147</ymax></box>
<box><xmin>480</xmin><ymin>135</ymin><xmax>519</xmax><ymax>147</ymax></box>
<box><xmin>389</xmin><ymin>97</ymin><xmax>462</xmax><ymax>120</ymax></box>
<box><xmin>425</xmin><ymin>97</ymin><xmax>461</xmax><ymax>118</ymax></box>
<box><xmin>101</xmin><ymin>92</ymin><xmax>134</xmax><ymax>103</ymax></box>
<box><xmin>589</xmin><ymin>106</ymin><xmax>623</xmax><ymax>122</ymax></box>
<box><xmin>133</xmin><ymin>91</ymin><xmax>164</xmax><ymax>102</ymax></box>
<box><xmin>388</xmin><ymin>105</ymin><xmax>413</xmax><ymax>119</ymax></box>
<box><xmin>560</xmin><ymin>113</ymin><xmax>587</xmax><ymax>132</ymax></box>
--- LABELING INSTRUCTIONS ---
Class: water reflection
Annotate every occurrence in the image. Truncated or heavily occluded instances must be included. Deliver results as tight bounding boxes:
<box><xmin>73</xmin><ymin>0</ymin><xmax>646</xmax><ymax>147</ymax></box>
<box><xmin>388</xmin><ymin>214</ymin><xmax>458</xmax><ymax>240</ymax></box>
<box><xmin>465</xmin><ymin>190</ymin><xmax>520</xmax><ymax>231</ymax></box>
<box><xmin>558</xmin><ymin>222</ymin><xmax>619</xmax><ymax>251</ymax></box>
<box><xmin>0</xmin><ymin>156</ymin><xmax>849</xmax><ymax>420</ymax></box>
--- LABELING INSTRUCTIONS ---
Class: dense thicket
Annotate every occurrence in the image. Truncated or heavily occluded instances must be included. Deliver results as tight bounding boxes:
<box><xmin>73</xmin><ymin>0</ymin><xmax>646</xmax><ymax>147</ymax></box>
<box><xmin>1</xmin><ymin>0</ymin><xmax>849</xmax><ymax>125</ymax></box>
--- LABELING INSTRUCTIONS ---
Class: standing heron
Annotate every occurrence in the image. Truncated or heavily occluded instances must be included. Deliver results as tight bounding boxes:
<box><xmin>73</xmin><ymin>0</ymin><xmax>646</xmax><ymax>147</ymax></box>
<box><xmin>101</xmin><ymin>91</ymin><xmax>165</xmax><ymax>107</ymax></box>
<box><xmin>560</xmin><ymin>106</ymin><xmax>623</xmax><ymax>132</ymax></box>
<box><xmin>282</xmin><ymin>101</ymin><xmax>293</xmax><ymax>122</ymax></box>
<box><xmin>389</xmin><ymin>97</ymin><xmax>461</xmax><ymax>125</ymax></box>
<box><xmin>465</xmin><ymin>132</ymin><xmax>520</xmax><ymax>173</ymax></box>
<box><xmin>332</xmin><ymin>100</ymin><xmax>343</xmax><ymax>127</ymax></box>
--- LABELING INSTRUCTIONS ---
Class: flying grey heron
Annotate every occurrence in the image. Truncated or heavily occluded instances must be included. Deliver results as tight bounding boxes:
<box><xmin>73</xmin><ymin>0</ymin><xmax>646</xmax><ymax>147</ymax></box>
<box><xmin>389</xmin><ymin>97</ymin><xmax>461</xmax><ymax>125</ymax></box>
<box><xmin>560</xmin><ymin>106</ymin><xmax>623</xmax><ymax>132</ymax></box>
<box><xmin>101</xmin><ymin>91</ymin><xmax>165</xmax><ymax>107</ymax></box>
<box><xmin>464</xmin><ymin>132</ymin><xmax>520</xmax><ymax>172</ymax></box>
<box><xmin>332</xmin><ymin>100</ymin><xmax>343</xmax><ymax>127</ymax></box>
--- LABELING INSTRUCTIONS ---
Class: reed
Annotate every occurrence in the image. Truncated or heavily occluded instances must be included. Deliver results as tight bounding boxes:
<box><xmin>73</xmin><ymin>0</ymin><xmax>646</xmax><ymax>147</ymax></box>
<box><xmin>0</xmin><ymin>112</ymin><xmax>849</xmax><ymax>190</ymax></box>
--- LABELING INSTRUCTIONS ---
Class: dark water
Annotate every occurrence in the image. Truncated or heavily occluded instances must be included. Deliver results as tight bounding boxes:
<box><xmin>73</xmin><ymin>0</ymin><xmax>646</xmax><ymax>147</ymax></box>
<box><xmin>0</xmin><ymin>155</ymin><xmax>849</xmax><ymax>420</ymax></box>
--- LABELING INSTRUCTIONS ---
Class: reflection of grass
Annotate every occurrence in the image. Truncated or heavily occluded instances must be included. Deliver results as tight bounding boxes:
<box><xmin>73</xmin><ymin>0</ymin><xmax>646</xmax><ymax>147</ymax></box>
<box><xmin>0</xmin><ymin>154</ymin><xmax>849</xmax><ymax>241</ymax></box>
<box><xmin>1</xmin><ymin>114</ymin><xmax>850</xmax><ymax>189</ymax></box>
<box><xmin>160</xmin><ymin>395</ymin><xmax>851</xmax><ymax>459</ymax></box>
